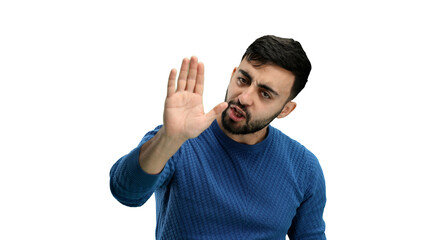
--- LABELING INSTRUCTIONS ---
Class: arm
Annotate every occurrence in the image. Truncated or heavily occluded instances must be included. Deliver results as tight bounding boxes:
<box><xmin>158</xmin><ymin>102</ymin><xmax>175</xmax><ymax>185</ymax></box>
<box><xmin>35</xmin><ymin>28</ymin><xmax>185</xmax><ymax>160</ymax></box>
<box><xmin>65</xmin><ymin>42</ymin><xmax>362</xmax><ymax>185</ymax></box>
<box><xmin>109</xmin><ymin>56</ymin><xmax>228</xmax><ymax>206</ymax></box>
<box><xmin>287</xmin><ymin>151</ymin><xmax>327</xmax><ymax>240</ymax></box>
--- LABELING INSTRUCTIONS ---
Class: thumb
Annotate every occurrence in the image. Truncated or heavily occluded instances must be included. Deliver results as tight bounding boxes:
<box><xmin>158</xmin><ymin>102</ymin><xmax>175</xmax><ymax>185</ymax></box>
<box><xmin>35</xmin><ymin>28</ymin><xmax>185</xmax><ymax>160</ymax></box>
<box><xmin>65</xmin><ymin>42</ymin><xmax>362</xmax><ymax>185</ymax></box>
<box><xmin>205</xmin><ymin>102</ymin><xmax>228</xmax><ymax>124</ymax></box>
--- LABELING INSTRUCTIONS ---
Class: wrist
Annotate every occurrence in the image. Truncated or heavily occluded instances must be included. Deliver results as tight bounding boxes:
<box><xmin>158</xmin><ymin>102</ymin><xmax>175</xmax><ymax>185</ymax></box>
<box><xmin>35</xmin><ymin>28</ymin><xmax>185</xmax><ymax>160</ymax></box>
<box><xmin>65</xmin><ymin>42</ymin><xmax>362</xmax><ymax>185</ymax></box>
<box><xmin>160</xmin><ymin>126</ymin><xmax>188</xmax><ymax>145</ymax></box>
<box><xmin>138</xmin><ymin>127</ymin><xmax>186</xmax><ymax>175</ymax></box>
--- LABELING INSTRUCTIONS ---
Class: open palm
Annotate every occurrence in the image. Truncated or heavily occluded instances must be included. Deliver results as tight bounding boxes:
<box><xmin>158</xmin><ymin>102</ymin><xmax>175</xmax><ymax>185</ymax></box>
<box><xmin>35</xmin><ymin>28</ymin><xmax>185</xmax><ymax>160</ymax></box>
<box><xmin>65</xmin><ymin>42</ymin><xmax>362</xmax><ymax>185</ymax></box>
<box><xmin>163</xmin><ymin>57</ymin><xmax>227</xmax><ymax>141</ymax></box>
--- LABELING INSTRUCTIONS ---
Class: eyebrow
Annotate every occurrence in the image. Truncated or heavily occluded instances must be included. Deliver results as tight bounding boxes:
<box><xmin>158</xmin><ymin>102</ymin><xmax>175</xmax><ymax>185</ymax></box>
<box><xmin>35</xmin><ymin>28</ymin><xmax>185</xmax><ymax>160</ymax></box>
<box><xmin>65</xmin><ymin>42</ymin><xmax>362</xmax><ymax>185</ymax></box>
<box><xmin>238</xmin><ymin>69</ymin><xmax>280</xmax><ymax>96</ymax></box>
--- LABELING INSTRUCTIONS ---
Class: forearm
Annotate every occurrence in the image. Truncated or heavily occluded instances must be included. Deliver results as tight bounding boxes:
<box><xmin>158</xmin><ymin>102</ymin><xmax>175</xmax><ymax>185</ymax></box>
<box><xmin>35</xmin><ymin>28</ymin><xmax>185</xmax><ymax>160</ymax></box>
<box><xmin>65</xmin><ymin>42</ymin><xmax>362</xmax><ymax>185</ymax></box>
<box><xmin>110</xmin><ymin>125</ymin><xmax>181</xmax><ymax>207</ymax></box>
<box><xmin>139</xmin><ymin>126</ymin><xmax>186</xmax><ymax>175</ymax></box>
<box><xmin>109</xmin><ymin>145</ymin><xmax>161</xmax><ymax>207</ymax></box>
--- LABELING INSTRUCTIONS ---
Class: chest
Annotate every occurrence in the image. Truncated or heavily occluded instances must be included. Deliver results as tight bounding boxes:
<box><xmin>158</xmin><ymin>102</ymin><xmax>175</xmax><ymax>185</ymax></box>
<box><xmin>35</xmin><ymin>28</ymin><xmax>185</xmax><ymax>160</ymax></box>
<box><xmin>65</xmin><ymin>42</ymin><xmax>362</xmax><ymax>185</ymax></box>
<box><xmin>168</xmin><ymin>145</ymin><xmax>305</xmax><ymax>236</ymax></box>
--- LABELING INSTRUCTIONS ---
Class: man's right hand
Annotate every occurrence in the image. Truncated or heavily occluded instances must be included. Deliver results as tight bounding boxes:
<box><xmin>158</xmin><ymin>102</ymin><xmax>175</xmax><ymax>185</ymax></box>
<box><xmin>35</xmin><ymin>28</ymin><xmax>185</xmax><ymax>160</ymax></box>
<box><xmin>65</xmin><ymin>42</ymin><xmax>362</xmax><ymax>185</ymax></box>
<box><xmin>163</xmin><ymin>56</ymin><xmax>228</xmax><ymax>142</ymax></box>
<box><xmin>138</xmin><ymin>56</ymin><xmax>227</xmax><ymax>174</ymax></box>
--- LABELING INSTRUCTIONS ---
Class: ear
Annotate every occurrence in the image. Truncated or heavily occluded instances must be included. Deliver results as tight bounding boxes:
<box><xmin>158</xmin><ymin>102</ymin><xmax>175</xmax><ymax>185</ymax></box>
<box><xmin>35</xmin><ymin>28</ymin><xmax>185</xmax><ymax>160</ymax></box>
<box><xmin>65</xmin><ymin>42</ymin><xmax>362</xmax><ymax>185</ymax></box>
<box><xmin>231</xmin><ymin>67</ymin><xmax>237</xmax><ymax>78</ymax></box>
<box><xmin>277</xmin><ymin>101</ymin><xmax>297</xmax><ymax>119</ymax></box>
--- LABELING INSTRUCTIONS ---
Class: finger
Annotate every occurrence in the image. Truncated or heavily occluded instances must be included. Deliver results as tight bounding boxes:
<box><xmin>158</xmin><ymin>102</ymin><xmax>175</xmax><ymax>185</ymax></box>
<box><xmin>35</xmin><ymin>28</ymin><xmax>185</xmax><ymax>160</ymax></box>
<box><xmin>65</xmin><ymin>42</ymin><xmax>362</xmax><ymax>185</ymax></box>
<box><xmin>205</xmin><ymin>102</ymin><xmax>228</xmax><ymax>124</ymax></box>
<box><xmin>185</xmin><ymin>56</ymin><xmax>198</xmax><ymax>92</ymax></box>
<box><xmin>194</xmin><ymin>62</ymin><xmax>204</xmax><ymax>95</ymax></box>
<box><xmin>177</xmin><ymin>58</ymin><xmax>189</xmax><ymax>91</ymax></box>
<box><xmin>167</xmin><ymin>68</ymin><xmax>177</xmax><ymax>97</ymax></box>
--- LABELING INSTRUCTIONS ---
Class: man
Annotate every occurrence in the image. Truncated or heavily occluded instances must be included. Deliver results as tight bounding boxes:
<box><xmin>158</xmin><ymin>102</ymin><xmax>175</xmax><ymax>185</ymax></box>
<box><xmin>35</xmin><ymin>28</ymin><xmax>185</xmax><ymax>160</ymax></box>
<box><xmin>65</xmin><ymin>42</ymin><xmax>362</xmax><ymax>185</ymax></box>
<box><xmin>110</xmin><ymin>35</ymin><xmax>326</xmax><ymax>239</ymax></box>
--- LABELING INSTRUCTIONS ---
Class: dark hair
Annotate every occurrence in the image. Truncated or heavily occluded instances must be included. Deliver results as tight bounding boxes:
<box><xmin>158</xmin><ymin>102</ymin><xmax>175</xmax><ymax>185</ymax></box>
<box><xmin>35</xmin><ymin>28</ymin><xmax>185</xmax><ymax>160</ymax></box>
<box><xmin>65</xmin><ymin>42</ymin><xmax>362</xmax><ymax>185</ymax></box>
<box><xmin>242</xmin><ymin>35</ymin><xmax>311</xmax><ymax>101</ymax></box>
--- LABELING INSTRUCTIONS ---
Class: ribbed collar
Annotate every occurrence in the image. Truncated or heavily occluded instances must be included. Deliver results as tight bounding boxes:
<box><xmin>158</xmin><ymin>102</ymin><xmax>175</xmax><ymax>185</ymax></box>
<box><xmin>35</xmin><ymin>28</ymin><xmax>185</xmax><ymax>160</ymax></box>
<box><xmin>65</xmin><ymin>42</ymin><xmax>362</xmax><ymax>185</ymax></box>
<box><xmin>210</xmin><ymin>120</ymin><xmax>274</xmax><ymax>153</ymax></box>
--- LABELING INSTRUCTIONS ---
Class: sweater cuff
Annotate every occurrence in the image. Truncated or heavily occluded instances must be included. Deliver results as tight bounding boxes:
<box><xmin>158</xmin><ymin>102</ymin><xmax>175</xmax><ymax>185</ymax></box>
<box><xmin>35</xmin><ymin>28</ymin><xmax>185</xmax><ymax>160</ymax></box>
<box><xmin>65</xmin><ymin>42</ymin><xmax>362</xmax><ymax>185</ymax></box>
<box><xmin>123</xmin><ymin>146</ymin><xmax>161</xmax><ymax>191</ymax></box>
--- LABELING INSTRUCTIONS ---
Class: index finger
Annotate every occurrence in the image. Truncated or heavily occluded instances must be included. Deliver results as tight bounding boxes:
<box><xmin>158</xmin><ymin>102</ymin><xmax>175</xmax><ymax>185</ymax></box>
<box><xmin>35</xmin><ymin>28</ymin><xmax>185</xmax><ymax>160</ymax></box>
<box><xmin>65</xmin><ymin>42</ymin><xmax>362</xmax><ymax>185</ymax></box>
<box><xmin>194</xmin><ymin>62</ymin><xmax>204</xmax><ymax>95</ymax></box>
<box><xmin>167</xmin><ymin>68</ymin><xmax>177</xmax><ymax>97</ymax></box>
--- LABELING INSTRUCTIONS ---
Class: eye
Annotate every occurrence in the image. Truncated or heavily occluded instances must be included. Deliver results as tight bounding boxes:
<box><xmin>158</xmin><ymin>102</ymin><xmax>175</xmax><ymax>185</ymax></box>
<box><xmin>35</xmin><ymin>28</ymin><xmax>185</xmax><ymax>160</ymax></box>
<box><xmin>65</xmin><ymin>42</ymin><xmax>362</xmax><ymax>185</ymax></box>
<box><xmin>237</xmin><ymin>77</ymin><xmax>248</xmax><ymax>85</ymax></box>
<box><xmin>260</xmin><ymin>91</ymin><xmax>271</xmax><ymax>99</ymax></box>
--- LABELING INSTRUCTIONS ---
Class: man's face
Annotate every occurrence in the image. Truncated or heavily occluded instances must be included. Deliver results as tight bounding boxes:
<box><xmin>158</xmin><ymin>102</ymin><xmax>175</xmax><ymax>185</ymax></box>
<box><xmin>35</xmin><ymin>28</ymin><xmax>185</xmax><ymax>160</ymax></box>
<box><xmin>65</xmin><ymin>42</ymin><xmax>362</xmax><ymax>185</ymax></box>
<box><xmin>221</xmin><ymin>59</ymin><xmax>296</xmax><ymax>135</ymax></box>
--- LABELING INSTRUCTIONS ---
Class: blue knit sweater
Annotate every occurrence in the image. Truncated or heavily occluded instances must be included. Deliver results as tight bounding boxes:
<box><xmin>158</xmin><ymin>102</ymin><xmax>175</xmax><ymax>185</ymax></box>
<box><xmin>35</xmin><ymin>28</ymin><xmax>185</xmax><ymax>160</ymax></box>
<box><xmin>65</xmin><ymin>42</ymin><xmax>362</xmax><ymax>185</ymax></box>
<box><xmin>110</xmin><ymin>120</ymin><xmax>326</xmax><ymax>239</ymax></box>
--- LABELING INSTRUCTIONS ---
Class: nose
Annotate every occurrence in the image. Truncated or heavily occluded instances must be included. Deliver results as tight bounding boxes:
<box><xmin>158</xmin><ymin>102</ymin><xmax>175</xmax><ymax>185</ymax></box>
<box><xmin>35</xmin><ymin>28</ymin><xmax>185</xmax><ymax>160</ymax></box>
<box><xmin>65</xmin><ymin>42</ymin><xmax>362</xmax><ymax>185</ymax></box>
<box><xmin>238</xmin><ymin>87</ymin><xmax>254</xmax><ymax>106</ymax></box>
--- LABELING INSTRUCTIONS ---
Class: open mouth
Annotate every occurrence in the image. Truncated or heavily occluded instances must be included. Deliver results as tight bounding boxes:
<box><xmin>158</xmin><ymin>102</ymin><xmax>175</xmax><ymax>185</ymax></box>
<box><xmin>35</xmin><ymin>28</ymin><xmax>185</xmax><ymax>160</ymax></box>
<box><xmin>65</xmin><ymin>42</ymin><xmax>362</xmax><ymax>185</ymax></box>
<box><xmin>229</xmin><ymin>105</ymin><xmax>246</xmax><ymax>121</ymax></box>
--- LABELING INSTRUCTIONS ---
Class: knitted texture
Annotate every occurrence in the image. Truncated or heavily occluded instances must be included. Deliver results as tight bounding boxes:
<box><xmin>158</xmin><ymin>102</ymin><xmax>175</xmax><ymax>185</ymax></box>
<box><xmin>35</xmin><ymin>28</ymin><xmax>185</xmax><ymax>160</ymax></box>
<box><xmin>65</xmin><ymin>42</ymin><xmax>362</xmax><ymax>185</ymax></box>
<box><xmin>110</xmin><ymin>121</ymin><xmax>326</xmax><ymax>239</ymax></box>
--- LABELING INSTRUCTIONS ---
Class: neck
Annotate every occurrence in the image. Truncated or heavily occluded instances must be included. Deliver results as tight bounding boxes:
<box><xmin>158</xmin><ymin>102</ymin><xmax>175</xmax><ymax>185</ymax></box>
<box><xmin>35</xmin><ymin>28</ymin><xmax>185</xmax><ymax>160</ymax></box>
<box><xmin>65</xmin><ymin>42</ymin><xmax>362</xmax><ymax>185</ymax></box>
<box><xmin>216</xmin><ymin>116</ymin><xmax>268</xmax><ymax>145</ymax></box>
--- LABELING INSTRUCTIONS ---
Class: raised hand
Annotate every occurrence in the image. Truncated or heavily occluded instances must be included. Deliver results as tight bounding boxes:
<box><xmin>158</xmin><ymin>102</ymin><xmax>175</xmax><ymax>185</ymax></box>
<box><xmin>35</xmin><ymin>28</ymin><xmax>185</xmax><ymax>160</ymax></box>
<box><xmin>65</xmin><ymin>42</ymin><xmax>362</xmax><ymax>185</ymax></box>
<box><xmin>163</xmin><ymin>56</ymin><xmax>228</xmax><ymax>141</ymax></box>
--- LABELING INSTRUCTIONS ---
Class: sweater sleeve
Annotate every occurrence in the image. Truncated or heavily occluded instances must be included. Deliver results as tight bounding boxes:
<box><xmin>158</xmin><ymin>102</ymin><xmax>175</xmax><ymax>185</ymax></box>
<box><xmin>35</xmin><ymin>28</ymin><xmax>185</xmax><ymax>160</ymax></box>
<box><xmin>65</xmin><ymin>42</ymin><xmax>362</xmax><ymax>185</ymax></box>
<box><xmin>287</xmin><ymin>149</ymin><xmax>327</xmax><ymax>240</ymax></box>
<box><xmin>109</xmin><ymin>125</ymin><xmax>175</xmax><ymax>207</ymax></box>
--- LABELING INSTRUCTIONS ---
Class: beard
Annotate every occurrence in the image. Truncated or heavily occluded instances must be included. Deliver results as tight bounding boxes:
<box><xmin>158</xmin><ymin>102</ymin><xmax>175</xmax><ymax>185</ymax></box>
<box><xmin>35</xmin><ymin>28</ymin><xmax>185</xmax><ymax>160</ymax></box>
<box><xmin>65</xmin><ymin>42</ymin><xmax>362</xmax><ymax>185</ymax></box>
<box><xmin>221</xmin><ymin>98</ymin><xmax>282</xmax><ymax>135</ymax></box>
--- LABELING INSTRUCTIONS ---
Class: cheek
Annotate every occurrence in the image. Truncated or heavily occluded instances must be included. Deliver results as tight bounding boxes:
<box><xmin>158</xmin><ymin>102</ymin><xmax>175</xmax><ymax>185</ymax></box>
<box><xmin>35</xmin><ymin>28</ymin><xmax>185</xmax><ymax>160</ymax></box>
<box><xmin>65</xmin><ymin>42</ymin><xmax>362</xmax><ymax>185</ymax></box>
<box><xmin>251</xmin><ymin>102</ymin><xmax>283</xmax><ymax>119</ymax></box>
<box><xmin>225</xmin><ymin>87</ymin><xmax>240</xmax><ymax>102</ymax></box>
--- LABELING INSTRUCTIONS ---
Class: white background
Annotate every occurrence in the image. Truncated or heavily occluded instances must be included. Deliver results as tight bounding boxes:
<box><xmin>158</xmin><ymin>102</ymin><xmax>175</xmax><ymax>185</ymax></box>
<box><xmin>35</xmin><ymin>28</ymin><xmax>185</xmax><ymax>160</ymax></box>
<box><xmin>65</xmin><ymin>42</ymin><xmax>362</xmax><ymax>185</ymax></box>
<box><xmin>1</xmin><ymin>0</ymin><xmax>425</xmax><ymax>239</ymax></box>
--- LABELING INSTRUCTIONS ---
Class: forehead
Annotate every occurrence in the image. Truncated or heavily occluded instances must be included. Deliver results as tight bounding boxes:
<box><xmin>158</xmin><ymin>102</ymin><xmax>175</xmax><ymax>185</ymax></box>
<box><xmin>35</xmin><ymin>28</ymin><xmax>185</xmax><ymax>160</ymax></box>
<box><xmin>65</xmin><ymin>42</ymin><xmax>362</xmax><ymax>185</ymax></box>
<box><xmin>237</xmin><ymin>59</ymin><xmax>295</xmax><ymax>96</ymax></box>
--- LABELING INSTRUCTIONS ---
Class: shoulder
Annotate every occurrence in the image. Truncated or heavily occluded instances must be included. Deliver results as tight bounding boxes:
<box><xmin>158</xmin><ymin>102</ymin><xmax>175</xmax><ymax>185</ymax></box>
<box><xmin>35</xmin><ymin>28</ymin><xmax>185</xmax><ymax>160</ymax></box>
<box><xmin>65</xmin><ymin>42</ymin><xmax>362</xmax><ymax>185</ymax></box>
<box><xmin>268</xmin><ymin>125</ymin><xmax>311</xmax><ymax>161</ymax></box>
<box><xmin>269</xmin><ymin>125</ymin><xmax>324</xmax><ymax>187</ymax></box>
<box><xmin>180</xmin><ymin>125</ymin><xmax>220</xmax><ymax>159</ymax></box>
